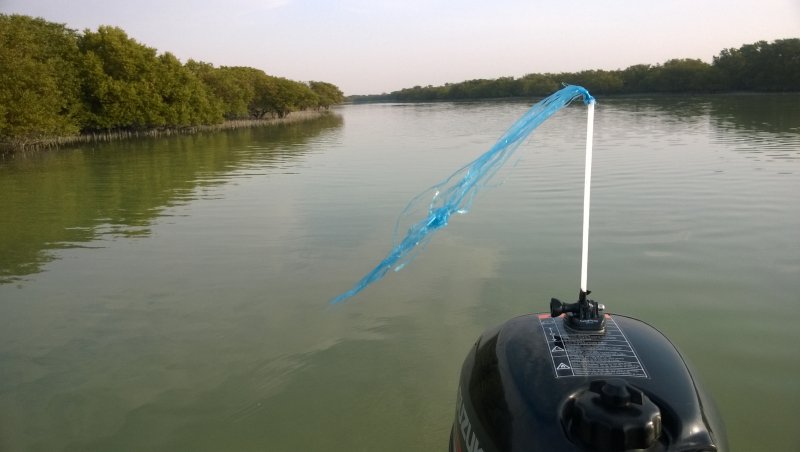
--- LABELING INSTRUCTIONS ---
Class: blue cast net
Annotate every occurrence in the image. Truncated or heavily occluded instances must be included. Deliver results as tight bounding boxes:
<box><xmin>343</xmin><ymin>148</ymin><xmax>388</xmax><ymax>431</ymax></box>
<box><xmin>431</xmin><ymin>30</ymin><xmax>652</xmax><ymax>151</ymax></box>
<box><xmin>331</xmin><ymin>85</ymin><xmax>594</xmax><ymax>304</ymax></box>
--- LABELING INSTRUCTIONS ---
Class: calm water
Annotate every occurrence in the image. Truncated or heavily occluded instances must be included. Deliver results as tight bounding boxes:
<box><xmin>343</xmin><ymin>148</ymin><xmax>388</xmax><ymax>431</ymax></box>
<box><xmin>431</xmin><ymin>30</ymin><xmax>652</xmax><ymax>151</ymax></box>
<box><xmin>1</xmin><ymin>95</ymin><xmax>798</xmax><ymax>451</ymax></box>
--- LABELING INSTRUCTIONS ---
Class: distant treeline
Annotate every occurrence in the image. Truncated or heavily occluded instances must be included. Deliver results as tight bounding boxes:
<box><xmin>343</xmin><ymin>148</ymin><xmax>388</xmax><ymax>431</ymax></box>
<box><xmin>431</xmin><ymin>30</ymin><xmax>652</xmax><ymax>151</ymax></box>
<box><xmin>351</xmin><ymin>38</ymin><xmax>800</xmax><ymax>103</ymax></box>
<box><xmin>0</xmin><ymin>14</ymin><xmax>344</xmax><ymax>147</ymax></box>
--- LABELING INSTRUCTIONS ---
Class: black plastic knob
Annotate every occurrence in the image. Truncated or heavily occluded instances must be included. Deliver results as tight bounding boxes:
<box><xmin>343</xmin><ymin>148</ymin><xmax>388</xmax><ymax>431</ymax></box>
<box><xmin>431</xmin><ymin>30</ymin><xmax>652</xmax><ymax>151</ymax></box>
<box><xmin>601</xmin><ymin>379</ymin><xmax>632</xmax><ymax>408</ymax></box>
<box><xmin>563</xmin><ymin>379</ymin><xmax>662</xmax><ymax>450</ymax></box>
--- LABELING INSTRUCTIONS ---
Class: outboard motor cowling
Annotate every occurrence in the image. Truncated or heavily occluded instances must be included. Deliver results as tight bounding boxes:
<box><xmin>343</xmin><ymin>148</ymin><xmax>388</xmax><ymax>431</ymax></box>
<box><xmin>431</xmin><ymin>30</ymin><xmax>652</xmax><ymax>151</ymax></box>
<box><xmin>450</xmin><ymin>303</ymin><xmax>727</xmax><ymax>452</ymax></box>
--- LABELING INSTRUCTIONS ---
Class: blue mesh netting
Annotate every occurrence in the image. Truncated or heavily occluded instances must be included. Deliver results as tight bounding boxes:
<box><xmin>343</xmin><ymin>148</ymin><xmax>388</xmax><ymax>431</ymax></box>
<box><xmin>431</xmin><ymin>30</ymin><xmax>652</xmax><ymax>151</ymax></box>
<box><xmin>331</xmin><ymin>85</ymin><xmax>594</xmax><ymax>304</ymax></box>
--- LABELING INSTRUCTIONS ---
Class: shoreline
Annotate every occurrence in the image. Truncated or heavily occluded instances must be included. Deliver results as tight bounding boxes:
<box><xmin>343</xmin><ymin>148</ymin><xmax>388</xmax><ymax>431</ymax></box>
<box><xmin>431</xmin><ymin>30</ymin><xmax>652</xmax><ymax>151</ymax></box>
<box><xmin>348</xmin><ymin>90</ymin><xmax>800</xmax><ymax>104</ymax></box>
<box><xmin>0</xmin><ymin>110</ymin><xmax>332</xmax><ymax>157</ymax></box>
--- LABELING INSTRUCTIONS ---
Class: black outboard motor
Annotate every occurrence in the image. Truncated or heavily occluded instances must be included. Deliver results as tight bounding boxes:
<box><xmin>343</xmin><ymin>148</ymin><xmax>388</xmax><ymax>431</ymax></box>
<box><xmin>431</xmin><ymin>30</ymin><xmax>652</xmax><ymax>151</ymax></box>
<box><xmin>450</xmin><ymin>292</ymin><xmax>727</xmax><ymax>451</ymax></box>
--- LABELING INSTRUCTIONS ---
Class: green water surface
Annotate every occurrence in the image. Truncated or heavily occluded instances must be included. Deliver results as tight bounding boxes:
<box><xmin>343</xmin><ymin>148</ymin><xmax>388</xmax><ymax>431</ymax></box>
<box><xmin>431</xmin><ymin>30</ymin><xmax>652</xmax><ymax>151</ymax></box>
<box><xmin>1</xmin><ymin>95</ymin><xmax>798</xmax><ymax>451</ymax></box>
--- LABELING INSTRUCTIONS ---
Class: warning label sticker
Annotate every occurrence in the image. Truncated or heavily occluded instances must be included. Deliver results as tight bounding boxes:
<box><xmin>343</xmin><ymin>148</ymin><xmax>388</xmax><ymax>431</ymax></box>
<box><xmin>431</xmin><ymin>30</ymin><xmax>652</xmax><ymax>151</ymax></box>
<box><xmin>539</xmin><ymin>315</ymin><xmax>648</xmax><ymax>378</ymax></box>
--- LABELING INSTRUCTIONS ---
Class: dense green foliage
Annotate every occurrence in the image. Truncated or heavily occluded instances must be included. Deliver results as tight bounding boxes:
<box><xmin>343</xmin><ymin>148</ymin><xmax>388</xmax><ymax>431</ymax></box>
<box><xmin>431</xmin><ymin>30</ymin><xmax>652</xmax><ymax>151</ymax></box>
<box><xmin>351</xmin><ymin>38</ymin><xmax>800</xmax><ymax>103</ymax></box>
<box><xmin>0</xmin><ymin>15</ymin><xmax>84</xmax><ymax>139</ymax></box>
<box><xmin>78</xmin><ymin>26</ymin><xmax>223</xmax><ymax>130</ymax></box>
<box><xmin>0</xmin><ymin>14</ymin><xmax>344</xmax><ymax>145</ymax></box>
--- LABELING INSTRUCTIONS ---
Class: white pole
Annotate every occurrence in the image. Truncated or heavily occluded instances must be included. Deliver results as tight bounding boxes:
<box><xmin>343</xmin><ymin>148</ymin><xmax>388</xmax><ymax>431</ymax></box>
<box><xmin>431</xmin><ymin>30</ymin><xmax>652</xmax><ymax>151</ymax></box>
<box><xmin>580</xmin><ymin>100</ymin><xmax>595</xmax><ymax>293</ymax></box>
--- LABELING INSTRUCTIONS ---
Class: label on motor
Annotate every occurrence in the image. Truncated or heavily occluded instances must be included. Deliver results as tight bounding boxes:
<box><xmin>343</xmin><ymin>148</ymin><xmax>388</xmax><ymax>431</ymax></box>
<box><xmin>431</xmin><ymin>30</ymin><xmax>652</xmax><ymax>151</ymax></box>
<box><xmin>538</xmin><ymin>315</ymin><xmax>648</xmax><ymax>378</ymax></box>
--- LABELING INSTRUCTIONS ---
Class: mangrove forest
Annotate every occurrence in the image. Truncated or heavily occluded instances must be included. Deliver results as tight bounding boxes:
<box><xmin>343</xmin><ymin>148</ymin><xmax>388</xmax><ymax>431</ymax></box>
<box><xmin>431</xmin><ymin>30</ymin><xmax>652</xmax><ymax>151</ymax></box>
<box><xmin>350</xmin><ymin>38</ymin><xmax>800</xmax><ymax>102</ymax></box>
<box><xmin>0</xmin><ymin>14</ymin><xmax>344</xmax><ymax>150</ymax></box>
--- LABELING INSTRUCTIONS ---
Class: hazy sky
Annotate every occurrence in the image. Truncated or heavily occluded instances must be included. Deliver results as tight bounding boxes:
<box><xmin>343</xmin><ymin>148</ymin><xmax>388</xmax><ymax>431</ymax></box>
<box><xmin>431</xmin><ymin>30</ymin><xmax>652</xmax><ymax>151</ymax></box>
<box><xmin>1</xmin><ymin>0</ymin><xmax>798</xmax><ymax>95</ymax></box>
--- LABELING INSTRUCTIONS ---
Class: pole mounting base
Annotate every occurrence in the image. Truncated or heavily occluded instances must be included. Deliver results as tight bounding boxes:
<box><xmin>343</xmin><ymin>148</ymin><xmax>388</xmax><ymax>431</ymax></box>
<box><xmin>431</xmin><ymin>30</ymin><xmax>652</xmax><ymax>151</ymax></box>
<box><xmin>550</xmin><ymin>290</ymin><xmax>606</xmax><ymax>333</ymax></box>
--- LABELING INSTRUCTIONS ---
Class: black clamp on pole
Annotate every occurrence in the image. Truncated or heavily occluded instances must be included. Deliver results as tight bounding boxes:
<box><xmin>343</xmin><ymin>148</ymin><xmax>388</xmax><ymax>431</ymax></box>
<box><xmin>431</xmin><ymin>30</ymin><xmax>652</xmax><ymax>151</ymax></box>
<box><xmin>550</xmin><ymin>290</ymin><xmax>606</xmax><ymax>333</ymax></box>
